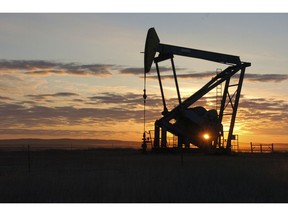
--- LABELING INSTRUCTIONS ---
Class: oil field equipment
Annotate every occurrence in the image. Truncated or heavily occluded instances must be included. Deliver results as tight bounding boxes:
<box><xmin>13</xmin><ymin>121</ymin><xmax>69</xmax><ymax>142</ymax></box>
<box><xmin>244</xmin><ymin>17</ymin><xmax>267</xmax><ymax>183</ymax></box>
<box><xmin>142</xmin><ymin>28</ymin><xmax>251</xmax><ymax>153</ymax></box>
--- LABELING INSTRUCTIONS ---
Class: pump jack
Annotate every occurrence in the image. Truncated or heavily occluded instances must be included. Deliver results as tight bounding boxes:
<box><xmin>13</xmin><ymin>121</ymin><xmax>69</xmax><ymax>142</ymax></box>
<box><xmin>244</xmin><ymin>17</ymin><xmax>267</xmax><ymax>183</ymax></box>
<box><xmin>143</xmin><ymin>28</ymin><xmax>251</xmax><ymax>152</ymax></box>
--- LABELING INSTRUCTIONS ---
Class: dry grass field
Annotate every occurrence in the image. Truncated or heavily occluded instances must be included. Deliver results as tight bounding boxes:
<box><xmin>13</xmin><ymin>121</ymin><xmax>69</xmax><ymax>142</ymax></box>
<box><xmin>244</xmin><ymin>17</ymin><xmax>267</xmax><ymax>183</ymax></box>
<box><xmin>0</xmin><ymin>148</ymin><xmax>288</xmax><ymax>203</ymax></box>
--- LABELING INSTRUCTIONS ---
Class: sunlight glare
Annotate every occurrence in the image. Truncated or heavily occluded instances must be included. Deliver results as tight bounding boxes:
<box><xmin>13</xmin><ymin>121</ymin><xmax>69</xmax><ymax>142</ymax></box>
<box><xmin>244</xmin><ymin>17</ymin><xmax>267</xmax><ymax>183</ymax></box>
<box><xmin>203</xmin><ymin>133</ymin><xmax>210</xmax><ymax>140</ymax></box>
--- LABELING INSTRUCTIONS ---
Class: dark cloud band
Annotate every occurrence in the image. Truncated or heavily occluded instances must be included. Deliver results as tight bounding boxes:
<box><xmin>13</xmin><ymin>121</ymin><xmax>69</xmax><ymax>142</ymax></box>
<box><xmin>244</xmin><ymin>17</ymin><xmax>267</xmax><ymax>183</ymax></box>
<box><xmin>0</xmin><ymin>60</ymin><xmax>114</xmax><ymax>76</ymax></box>
<box><xmin>145</xmin><ymin>71</ymin><xmax>288</xmax><ymax>83</ymax></box>
<box><xmin>120</xmin><ymin>65</ymin><xmax>288</xmax><ymax>83</ymax></box>
<box><xmin>26</xmin><ymin>92</ymin><xmax>79</xmax><ymax>100</ymax></box>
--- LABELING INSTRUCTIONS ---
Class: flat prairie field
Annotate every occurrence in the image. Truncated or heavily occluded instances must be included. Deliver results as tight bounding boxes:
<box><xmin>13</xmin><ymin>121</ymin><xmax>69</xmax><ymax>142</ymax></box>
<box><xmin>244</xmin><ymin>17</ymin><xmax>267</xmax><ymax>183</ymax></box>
<box><xmin>0</xmin><ymin>149</ymin><xmax>288</xmax><ymax>203</ymax></box>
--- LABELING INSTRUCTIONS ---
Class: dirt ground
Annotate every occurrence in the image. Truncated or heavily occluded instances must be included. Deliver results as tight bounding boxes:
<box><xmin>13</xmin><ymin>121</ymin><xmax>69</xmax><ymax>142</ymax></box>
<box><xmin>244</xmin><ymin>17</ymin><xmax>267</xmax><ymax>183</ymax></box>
<box><xmin>0</xmin><ymin>149</ymin><xmax>288</xmax><ymax>203</ymax></box>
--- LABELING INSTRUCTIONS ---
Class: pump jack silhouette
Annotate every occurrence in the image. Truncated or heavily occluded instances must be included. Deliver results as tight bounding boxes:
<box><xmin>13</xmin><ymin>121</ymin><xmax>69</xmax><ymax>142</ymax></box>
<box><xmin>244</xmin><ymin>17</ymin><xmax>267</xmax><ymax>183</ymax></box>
<box><xmin>143</xmin><ymin>28</ymin><xmax>251</xmax><ymax>153</ymax></box>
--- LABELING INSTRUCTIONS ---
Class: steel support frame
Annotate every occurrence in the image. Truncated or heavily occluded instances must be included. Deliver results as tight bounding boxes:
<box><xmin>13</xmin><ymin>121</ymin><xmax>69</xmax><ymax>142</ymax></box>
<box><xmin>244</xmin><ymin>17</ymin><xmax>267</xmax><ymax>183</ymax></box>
<box><xmin>154</xmin><ymin>120</ymin><xmax>160</xmax><ymax>148</ymax></box>
<box><xmin>157</xmin><ymin>63</ymin><xmax>249</xmax><ymax>122</ymax></box>
<box><xmin>226</xmin><ymin>68</ymin><xmax>246</xmax><ymax>150</ymax></box>
<box><xmin>154</xmin><ymin>55</ymin><xmax>182</xmax><ymax>148</ymax></box>
<box><xmin>155</xmin><ymin>62</ymin><xmax>168</xmax><ymax>115</ymax></box>
<box><xmin>218</xmin><ymin>67</ymin><xmax>246</xmax><ymax>150</ymax></box>
<box><xmin>171</xmin><ymin>57</ymin><xmax>182</xmax><ymax>105</ymax></box>
<box><xmin>152</xmin><ymin>62</ymin><xmax>249</xmax><ymax>150</ymax></box>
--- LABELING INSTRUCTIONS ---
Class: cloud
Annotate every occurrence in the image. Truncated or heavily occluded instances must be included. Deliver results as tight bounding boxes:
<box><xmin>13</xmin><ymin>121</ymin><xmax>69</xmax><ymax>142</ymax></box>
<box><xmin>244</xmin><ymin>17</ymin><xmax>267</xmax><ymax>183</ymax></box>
<box><xmin>0</xmin><ymin>60</ymin><xmax>56</xmax><ymax>70</ymax></box>
<box><xmin>120</xmin><ymin>66</ymin><xmax>186</xmax><ymax>75</ymax></box>
<box><xmin>10</xmin><ymin>59</ymin><xmax>287</xmax><ymax>83</ymax></box>
<box><xmin>0</xmin><ymin>74</ymin><xmax>23</xmax><ymax>81</ymax></box>
<box><xmin>0</xmin><ymin>90</ymin><xmax>287</xmax><ymax>140</ymax></box>
<box><xmin>26</xmin><ymin>92</ymin><xmax>80</xmax><ymax>101</ymax></box>
<box><xmin>242</xmin><ymin>74</ymin><xmax>288</xmax><ymax>82</ymax></box>
<box><xmin>150</xmin><ymin>72</ymin><xmax>288</xmax><ymax>83</ymax></box>
<box><xmin>53</xmin><ymin>92</ymin><xmax>79</xmax><ymax>97</ymax></box>
<box><xmin>120</xmin><ymin>65</ymin><xmax>288</xmax><ymax>83</ymax></box>
<box><xmin>0</xmin><ymin>100</ymin><xmax>159</xmax><ymax>129</ymax></box>
<box><xmin>148</xmin><ymin>71</ymin><xmax>214</xmax><ymax>80</ymax></box>
<box><xmin>0</xmin><ymin>90</ymin><xmax>166</xmax><ymax>134</ymax></box>
<box><xmin>0</xmin><ymin>60</ymin><xmax>114</xmax><ymax>77</ymax></box>
<box><xmin>236</xmin><ymin>96</ymin><xmax>288</xmax><ymax>136</ymax></box>
<box><xmin>0</xmin><ymin>59</ymin><xmax>287</xmax><ymax>140</ymax></box>
<box><xmin>0</xmin><ymin>74</ymin><xmax>26</xmax><ymax>92</ymax></box>
<box><xmin>88</xmin><ymin>92</ymin><xmax>163</xmax><ymax>110</ymax></box>
<box><xmin>0</xmin><ymin>96</ymin><xmax>14</xmax><ymax>101</ymax></box>
<box><xmin>240</xmin><ymin>97</ymin><xmax>287</xmax><ymax>113</ymax></box>
<box><xmin>89</xmin><ymin>92</ymin><xmax>143</xmax><ymax>105</ymax></box>
<box><xmin>235</xmin><ymin>96</ymin><xmax>287</xmax><ymax>132</ymax></box>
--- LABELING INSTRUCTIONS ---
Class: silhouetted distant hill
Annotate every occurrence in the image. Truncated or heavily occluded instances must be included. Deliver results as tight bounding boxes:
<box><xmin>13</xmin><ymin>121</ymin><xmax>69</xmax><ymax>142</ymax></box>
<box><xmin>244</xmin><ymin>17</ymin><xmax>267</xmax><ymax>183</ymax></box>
<box><xmin>0</xmin><ymin>138</ymin><xmax>141</xmax><ymax>151</ymax></box>
<box><xmin>0</xmin><ymin>139</ymin><xmax>287</xmax><ymax>152</ymax></box>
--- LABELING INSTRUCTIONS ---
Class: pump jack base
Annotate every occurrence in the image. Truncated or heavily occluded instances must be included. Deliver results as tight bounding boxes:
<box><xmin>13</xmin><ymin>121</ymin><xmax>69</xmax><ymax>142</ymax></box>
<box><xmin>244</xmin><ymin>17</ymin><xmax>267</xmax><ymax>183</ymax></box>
<box><xmin>151</xmin><ymin>147</ymin><xmax>231</xmax><ymax>155</ymax></box>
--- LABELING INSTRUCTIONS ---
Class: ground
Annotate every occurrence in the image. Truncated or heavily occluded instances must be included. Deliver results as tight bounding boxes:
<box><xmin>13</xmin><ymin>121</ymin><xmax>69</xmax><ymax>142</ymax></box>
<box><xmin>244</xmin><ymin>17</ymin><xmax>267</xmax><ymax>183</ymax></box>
<box><xmin>0</xmin><ymin>149</ymin><xmax>288</xmax><ymax>203</ymax></box>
